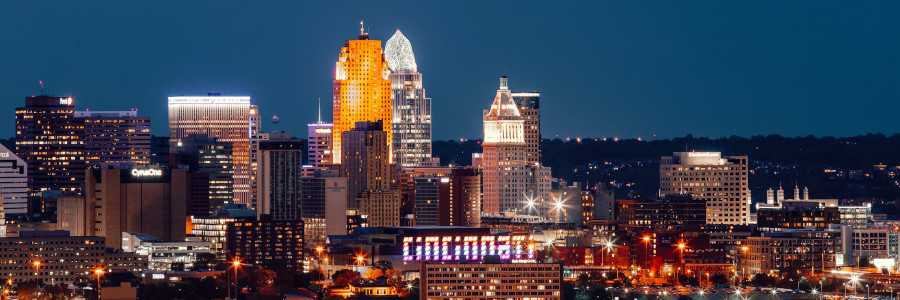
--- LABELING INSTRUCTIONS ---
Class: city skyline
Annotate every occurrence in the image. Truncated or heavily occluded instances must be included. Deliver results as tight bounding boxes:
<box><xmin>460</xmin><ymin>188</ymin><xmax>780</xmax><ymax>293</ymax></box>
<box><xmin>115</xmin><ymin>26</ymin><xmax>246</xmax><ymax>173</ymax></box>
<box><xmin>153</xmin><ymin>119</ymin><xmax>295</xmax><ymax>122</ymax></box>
<box><xmin>2</xmin><ymin>2</ymin><xmax>900</xmax><ymax>141</ymax></box>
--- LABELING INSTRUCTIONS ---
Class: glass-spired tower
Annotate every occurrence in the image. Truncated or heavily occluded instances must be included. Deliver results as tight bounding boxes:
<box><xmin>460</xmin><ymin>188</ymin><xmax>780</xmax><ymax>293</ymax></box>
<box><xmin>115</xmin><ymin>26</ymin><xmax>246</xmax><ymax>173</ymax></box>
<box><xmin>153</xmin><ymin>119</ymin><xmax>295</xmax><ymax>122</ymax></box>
<box><xmin>386</xmin><ymin>29</ymin><xmax>432</xmax><ymax>167</ymax></box>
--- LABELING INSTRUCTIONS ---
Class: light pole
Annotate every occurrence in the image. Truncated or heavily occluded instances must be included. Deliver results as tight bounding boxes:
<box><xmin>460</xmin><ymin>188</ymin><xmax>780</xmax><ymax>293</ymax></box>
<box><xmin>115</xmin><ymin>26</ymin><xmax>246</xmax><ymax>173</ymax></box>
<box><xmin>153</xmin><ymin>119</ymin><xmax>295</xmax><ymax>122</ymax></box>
<box><xmin>740</xmin><ymin>246</ymin><xmax>748</xmax><ymax>285</ymax></box>
<box><xmin>32</xmin><ymin>261</ymin><xmax>40</xmax><ymax>287</ymax></box>
<box><xmin>229</xmin><ymin>258</ymin><xmax>242</xmax><ymax>300</ymax></box>
<box><xmin>94</xmin><ymin>268</ymin><xmax>104</xmax><ymax>299</ymax></box>
<box><xmin>642</xmin><ymin>236</ymin><xmax>651</xmax><ymax>275</ymax></box>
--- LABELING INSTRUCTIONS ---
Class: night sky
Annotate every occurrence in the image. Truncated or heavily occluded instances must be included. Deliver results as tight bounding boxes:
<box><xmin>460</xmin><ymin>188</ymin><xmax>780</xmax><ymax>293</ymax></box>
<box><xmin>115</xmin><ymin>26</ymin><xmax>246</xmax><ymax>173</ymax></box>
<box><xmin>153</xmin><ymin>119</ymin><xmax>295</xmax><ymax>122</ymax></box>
<box><xmin>2</xmin><ymin>2</ymin><xmax>899</xmax><ymax>140</ymax></box>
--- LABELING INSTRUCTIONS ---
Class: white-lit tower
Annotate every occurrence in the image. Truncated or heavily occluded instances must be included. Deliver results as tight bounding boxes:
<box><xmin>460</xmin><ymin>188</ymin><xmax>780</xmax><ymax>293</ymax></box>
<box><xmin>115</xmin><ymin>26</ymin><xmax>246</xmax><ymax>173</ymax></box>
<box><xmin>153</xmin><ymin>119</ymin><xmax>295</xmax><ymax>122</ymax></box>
<box><xmin>386</xmin><ymin>30</ymin><xmax>432</xmax><ymax>167</ymax></box>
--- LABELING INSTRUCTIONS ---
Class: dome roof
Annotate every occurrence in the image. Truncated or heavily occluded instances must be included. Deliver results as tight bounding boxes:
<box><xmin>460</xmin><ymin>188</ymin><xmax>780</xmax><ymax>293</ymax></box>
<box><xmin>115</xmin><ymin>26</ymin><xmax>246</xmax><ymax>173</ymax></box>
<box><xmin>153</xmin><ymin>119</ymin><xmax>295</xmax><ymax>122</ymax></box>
<box><xmin>385</xmin><ymin>29</ymin><xmax>418</xmax><ymax>72</ymax></box>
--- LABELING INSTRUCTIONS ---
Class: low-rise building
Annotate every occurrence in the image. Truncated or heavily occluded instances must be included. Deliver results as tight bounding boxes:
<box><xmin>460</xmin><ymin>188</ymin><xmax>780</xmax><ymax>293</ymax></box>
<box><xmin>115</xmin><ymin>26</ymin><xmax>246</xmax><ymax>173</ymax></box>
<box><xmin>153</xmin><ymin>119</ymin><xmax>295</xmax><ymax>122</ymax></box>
<box><xmin>226</xmin><ymin>215</ymin><xmax>304</xmax><ymax>269</ymax></box>
<box><xmin>0</xmin><ymin>231</ymin><xmax>105</xmax><ymax>284</ymax></box>
<box><xmin>420</xmin><ymin>261</ymin><xmax>562</xmax><ymax>299</ymax></box>
<box><xmin>121</xmin><ymin>232</ymin><xmax>212</xmax><ymax>270</ymax></box>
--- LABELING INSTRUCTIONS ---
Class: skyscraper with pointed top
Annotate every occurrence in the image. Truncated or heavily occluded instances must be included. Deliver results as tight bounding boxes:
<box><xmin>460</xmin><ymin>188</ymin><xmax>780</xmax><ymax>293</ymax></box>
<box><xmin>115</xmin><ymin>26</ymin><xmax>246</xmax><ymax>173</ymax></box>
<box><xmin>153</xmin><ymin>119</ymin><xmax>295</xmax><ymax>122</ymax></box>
<box><xmin>386</xmin><ymin>29</ymin><xmax>432</xmax><ymax>167</ymax></box>
<box><xmin>482</xmin><ymin>76</ymin><xmax>529</xmax><ymax>215</ymax></box>
<box><xmin>332</xmin><ymin>21</ymin><xmax>392</xmax><ymax>165</ymax></box>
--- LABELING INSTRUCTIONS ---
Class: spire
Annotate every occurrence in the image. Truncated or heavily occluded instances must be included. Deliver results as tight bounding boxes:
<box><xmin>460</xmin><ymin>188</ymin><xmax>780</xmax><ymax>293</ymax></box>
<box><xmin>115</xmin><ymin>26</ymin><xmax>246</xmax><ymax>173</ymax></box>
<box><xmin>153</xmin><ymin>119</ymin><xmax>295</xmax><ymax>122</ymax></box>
<box><xmin>317</xmin><ymin>97</ymin><xmax>322</xmax><ymax>124</ymax></box>
<box><xmin>360</xmin><ymin>20</ymin><xmax>364</xmax><ymax>36</ymax></box>
<box><xmin>385</xmin><ymin>29</ymin><xmax>418</xmax><ymax>72</ymax></box>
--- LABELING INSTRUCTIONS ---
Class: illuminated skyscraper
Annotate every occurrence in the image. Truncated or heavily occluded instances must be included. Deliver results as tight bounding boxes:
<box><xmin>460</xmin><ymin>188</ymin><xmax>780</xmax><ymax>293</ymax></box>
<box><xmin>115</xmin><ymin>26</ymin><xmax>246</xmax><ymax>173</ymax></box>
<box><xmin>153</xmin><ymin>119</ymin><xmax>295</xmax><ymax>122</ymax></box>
<box><xmin>75</xmin><ymin>110</ymin><xmax>151</xmax><ymax>168</ymax></box>
<box><xmin>511</xmin><ymin>92</ymin><xmax>540</xmax><ymax>166</ymax></box>
<box><xmin>15</xmin><ymin>95</ymin><xmax>85</xmax><ymax>197</ymax></box>
<box><xmin>482</xmin><ymin>76</ymin><xmax>529</xmax><ymax>215</ymax></box>
<box><xmin>332</xmin><ymin>22</ymin><xmax>392</xmax><ymax>164</ymax></box>
<box><xmin>386</xmin><ymin>29</ymin><xmax>432</xmax><ymax>167</ymax></box>
<box><xmin>167</xmin><ymin>95</ymin><xmax>260</xmax><ymax>205</ymax></box>
<box><xmin>305</xmin><ymin>101</ymin><xmax>334</xmax><ymax>177</ymax></box>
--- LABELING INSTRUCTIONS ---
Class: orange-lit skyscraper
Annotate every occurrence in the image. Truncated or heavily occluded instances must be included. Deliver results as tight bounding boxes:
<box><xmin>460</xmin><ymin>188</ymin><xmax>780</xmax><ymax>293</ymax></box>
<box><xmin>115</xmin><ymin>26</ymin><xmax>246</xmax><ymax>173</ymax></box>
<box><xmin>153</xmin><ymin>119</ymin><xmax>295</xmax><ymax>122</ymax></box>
<box><xmin>332</xmin><ymin>22</ymin><xmax>392</xmax><ymax>164</ymax></box>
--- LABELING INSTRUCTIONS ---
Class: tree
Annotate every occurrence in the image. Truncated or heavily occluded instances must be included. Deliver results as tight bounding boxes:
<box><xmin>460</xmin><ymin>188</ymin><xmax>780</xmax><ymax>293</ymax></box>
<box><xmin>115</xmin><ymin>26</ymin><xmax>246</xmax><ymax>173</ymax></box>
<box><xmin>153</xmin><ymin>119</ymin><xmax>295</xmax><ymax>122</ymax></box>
<box><xmin>16</xmin><ymin>280</ymin><xmax>39</xmax><ymax>299</ymax></box>
<box><xmin>192</xmin><ymin>252</ymin><xmax>219</xmax><ymax>271</ymax></box>
<box><xmin>711</xmin><ymin>274</ymin><xmax>729</xmax><ymax>286</ymax></box>
<box><xmin>249</xmin><ymin>269</ymin><xmax>277</xmax><ymax>294</ymax></box>
<box><xmin>171</xmin><ymin>262</ymin><xmax>185</xmax><ymax>271</ymax></box>
<box><xmin>373</xmin><ymin>260</ymin><xmax>393</xmax><ymax>271</ymax></box>
<box><xmin>331</xmin><ymin>269</ymin><xmax>362</xmax><ymax>287</ymax></box>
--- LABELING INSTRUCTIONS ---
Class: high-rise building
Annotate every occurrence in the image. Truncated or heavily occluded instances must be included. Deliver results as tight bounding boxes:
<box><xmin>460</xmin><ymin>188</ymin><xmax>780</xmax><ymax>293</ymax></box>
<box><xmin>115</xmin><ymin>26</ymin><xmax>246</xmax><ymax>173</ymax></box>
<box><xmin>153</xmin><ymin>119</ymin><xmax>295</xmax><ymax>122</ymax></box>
<box><xmin>305</xmin><ymin>103</ymin><xmax>334</xmax><ymax>177</ymax></box>
<box><xmin>511</xmin><ymin>91</ymin><xmax>540</xmax><ymax>166</ymax></box>
<box><xmin>167</xmin><ymin>95</ymin><xmax>260</xmax><ymax>205</ymax></box>
<box><xmin>340</xmin><ymin>121</ymin><xmax>392</xmax><ymax>209</ymax></box>
<box><xmin>189</xmin><ymin>204</ymin><xmax>256</xmax><ymax>255</ymax></box>
<box><xmin>332</xmin><ymin>23</ymin><xmax>392</xmax><ymax>164</ymax></box>
<box><xmin>257</xmin><ymin>140</ymin><xmax>305</xmax><ymax>220</ymax></box>
<box><xmin>174</xmin><ymin>134</ymin><xmax>234</xmax><ymax>212</ymax></box>
<box><xmin>482</xmin><ymin>77</ymin><xmax>529</xmax><ymax>215</ymax></box>
<box><xmin>660</xmin><ymin>152</ymin><xmax>750</xmax><ymax>225</ymax></box>
<box><xmin>300</xmin><ymin>171</ymin><xmax>348</xmax><ymax>247</ymax></box>
<box><xmin>399</xmin><ymin>166</ymin><xmax>482</xmax><ymax>227</ymax></box>
<box><xmin>79</xmin><ymin>167</ymin><xmax>188</xmax><ymax>249</ymax></box>
<box><xmin>386</xmin><ymin>29</ymin><xmax>432</xmax><ymax>168</ymax></box>
<box><xmin>15</xmin><ymin>95</ymin><xmax>85</xmax><ymax>196</ymax></box>
<box><xmin>0</xmin><ymin>144</ymin><xmax>28</xmax><ymax>220</ymax></box>
<box><xmin>75</xmin><ymin>110</ymin><xmax>151</xmax><ymax>168</ymax></box>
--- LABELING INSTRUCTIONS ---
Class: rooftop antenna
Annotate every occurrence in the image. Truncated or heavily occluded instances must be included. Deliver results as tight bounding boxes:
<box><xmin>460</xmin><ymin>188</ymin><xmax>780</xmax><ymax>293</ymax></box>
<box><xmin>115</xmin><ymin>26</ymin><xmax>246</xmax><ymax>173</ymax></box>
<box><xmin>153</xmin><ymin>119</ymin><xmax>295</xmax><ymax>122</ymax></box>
<box><xmin>360</xmin><ymin>20</ymin><xmax>365</xmax><ymax>36</ymax></box>
<box><xmin>317</xmin><ymin>97</ymin><xmax>322</xmax><ymax>124</ymax></box>
<box><xmin>39</xmin><ymin>80</ymin><xmax>44</xmax><ymax>96</ymax></box>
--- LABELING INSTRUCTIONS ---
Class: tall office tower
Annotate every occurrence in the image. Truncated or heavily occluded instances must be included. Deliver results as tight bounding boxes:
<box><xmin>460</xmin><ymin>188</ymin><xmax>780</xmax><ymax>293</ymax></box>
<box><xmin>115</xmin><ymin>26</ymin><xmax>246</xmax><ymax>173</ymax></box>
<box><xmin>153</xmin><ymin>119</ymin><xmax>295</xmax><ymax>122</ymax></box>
<box><xmin>511</xmin><ymin>91</ymin><xmax>541</xmax><ymax>166</ymax></box>
<box><xmin>340</xmin><ymin>121</ymin><xmax>393</xmax><ymax>209</ymax></box>
<box><xmin>0</xmin><ymin>144</ymin><xmax>27</xmax><ymax>220</ymax></box>
<box><xmin>300</xmin><ymin>171</ymin><xmax>348</xmax><ymax>247</ymax></box>
<box><xmin>174</xmin><ymin>134</ymin><xmax>234</xmax><ymax>212</ymax></box>
<box><xmin>257</xmin><ymin>140</ymin><xmax>305</xmax><ymax>220</ymax></box>
<box><xmin>406</xmin><ymin>167</ymin><xmax>482</xmax><ymax>227</ymax></box>
<box><xmin>659</xmin><ymin>151</ymin><xmax>750</xmax><ymax>225</ymax></box>
<box><xmin>80</xmin><ymin>167</ymin><xmax>188</xmax><ymax>249</ymax></box>
<box><xmin>482</xmin><ymin>76</ymin><xmax>529</xmax><ymax>215</ymax></box>
<box><xmin>527</xmin><ymin>165</ymin><xmax>553</xmax><ymax>217</ymax></box>
<box><xmin>305</xmin><ymin>103</ymin><xmax>334</xmax><ymax>177</ymax></box>
<box><xmin>386</xmin><ymin>29</ymin><xmax>432</xmax><ymax>168</ymax></box>
<box><xmin>332</xmin><ymin>23</ymin><xmax>392</xmax><ymax>164</ymax></box>
<box><xmin>15</xmin><ymin>95</ymin><xmax>85</xmax><ymax>196</ymax></box>
<box><xmin>76</xmin><ymin>110</ymin><xmax>151</xmax><ymax>168</ymax></box>
<box><xmin>167</xmin><ymin>95</ymin><xmax>260</xmax><ymax>205</ymax></box>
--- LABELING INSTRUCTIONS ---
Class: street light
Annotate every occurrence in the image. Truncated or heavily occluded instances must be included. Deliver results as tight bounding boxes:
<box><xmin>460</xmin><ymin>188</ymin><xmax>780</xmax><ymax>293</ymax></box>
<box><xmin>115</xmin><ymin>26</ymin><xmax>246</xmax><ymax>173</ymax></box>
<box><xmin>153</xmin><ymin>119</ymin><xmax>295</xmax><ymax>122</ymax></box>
<box><xmin>677</xmin><ymin>243</ymin><xmax>686</xmax><ymax>280</ymax></box>
<box><xmin>32</xmin><ymin>261</ymin><xmax>40</xmax><ymax>287</ymax></box>
<box><xmin>642</xmin><ymin>236</ymin><xmax>651</xmax><ymax>274</ymax></box>
<box><xmin>94</xmin><ymin>268</ymin><xmax>104</xmax><ymax>299</ymax></box>
<box><xmin>229</xmin><ymin>258</ymin><xmax>242</xmax><ymax>300</ymax></box>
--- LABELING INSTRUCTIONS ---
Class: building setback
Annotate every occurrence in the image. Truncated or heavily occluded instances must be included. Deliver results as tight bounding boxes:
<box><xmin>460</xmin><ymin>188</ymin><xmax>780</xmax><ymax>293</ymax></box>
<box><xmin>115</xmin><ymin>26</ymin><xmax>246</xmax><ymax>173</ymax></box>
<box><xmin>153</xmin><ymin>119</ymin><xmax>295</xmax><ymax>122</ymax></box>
<box><xmin>75</xmin><ymin>110</ymin><xmax>151</xmax><ymax>168</ymax></box>
<box><xmin>332</xmin><ymin>24</ymin><xmax>392</xmax><ymax>165</ymax></box>
<box><xmin>15</xmin><ymin>95</ymin><xmax>85</xmax><ymax>197</ymax></box>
